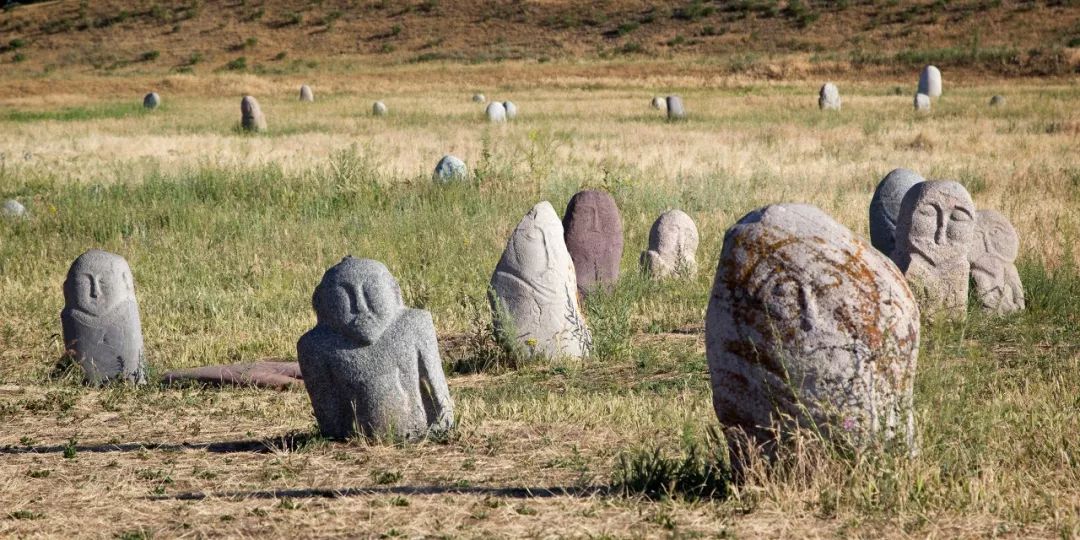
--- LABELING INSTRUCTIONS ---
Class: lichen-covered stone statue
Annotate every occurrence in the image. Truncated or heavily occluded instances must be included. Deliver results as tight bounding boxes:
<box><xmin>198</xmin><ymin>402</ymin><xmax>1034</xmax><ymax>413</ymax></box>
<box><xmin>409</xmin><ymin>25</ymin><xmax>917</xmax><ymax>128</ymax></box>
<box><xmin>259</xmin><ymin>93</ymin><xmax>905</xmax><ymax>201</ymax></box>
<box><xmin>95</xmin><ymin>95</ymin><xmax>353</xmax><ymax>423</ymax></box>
<box><xmin>61</xmin><ymin>250</ymin><xmax>147</xmax><ymax>385</ymax></box>
<box><xmin>503</xmin><ymin>101</ymin><xmax>517</xmax><ymax>120</ymax></box>
<box><xmin>891</xmin><ymin>180</ymin><xmax>976</xmax><ymax>320</ymax></box>
<box><xmin>432</xmin><ymin>155</ymin><xmax>467</xmax><ymax>183</ymax></box>
<box><xmin>818</xmin><ymin>82</ymin><xmax>840</xmax><ymax>111</ymax></box>
<box><xmin>486</xmin><ymin>102</ymin><xmax>506</xmax><ymax>123</ymax></box>
<box><xmin>666</xmin><ymin>95</ymin><xmax>685</xmax><ymax>120</ymax></box>
<box><xmin>640</xmin><ymin>209</ymin><xmax>699</xmax><ymax>279</ymax></box>
<box><xmin>372</xmin><ymin>101</ymin><xmax>388</xmax><ymax>116</ymax></box>
<box><xmin>706</xmin><ymin>204</ymin><xmax>919</xmax><ymax>463</ymax></box>
<box><xmin>299</xmin><ymin>85</ymin><xmax>314</xmax><ymax>102</ymax></box>
<box><xmin>563</xmin><ymin>190</ymin><xmax>624</xmax><ymax>295</ymax></box>
<box><xmin>869</xmin><ymin>168</ymin><xmax>924</xmax><ymax>256</ymax></box>
<box><xmin>914</xmin><ymin>93</ymin><xmax>931</xmax><ymax>112</ymax></box>
<box><xmin>143</xmin><ymin>92</ymin><xmax>160</xmax><ymax>109</ymax></box>
<box><xmin>240</xmin><ymin>95</ymin><xmax>266</xmax><ymax>132</ymax></box>
<box><xmin>918</xmin><ymin>65</ymin><xmax>942</xmax><ymax>98</ymax></box>
<box><xmin>297</xmin><ymin>257</ymin><xmax>454</xmax><ymax>440</ymax></box>
<box><xmin>650</xmin><ymin>96</ymin><xmax>666</xmax><ymax>110</ymax></box>
<box><xmin>490</xmin><ymin>201</ymin><xmax>590</xmax><ymax>359</ymax></box>
<box><xmin>969</xmin><ymin>209</ymin><xmax>1025</xmax><ymax>314</ymax></box>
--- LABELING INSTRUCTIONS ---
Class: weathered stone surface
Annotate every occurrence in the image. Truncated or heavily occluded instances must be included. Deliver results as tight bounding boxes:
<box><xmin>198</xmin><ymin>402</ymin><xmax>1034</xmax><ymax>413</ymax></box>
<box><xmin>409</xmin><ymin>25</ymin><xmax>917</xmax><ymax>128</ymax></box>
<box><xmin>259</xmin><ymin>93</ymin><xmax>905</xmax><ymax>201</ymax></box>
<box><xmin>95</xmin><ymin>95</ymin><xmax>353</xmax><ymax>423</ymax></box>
<box><xmin>891</xmin><ymin>180</ymin><xmax>976</xmax><ymax>320</ymax></box>
<box><xmin>297</xmin><ymin>257</ymin><xmax>454</xmax><ymax>440</ymax></box>
<box><xmin>299</xmin><ymin>85</ymin><xmax>314</xmax><ymax>102</ymax></box>
<box><xmin>503</xmin><ymin>101</ymin><xmax>517</xmax><ymax>120</ymax></box>
<box><xmin>240</xmin><ymin>95</ymin><xmax>266</xmax><ymax>132</ymax></box>
<box><xmin>969</xmin><ymin>209</ymin><xmax>1025</xmax><ymax>314</ymax></box>
<box><xmin>563</xmin><ymin>190</ymin><xmax>624</xmax><ymax>294</ymax></box>
<box><xmin>163</xmin><ymin>361</ymin><xmax>303</xmax><ymax>390</ymax></box>
<box><xmin>472</xmin><ymin>93</ymin><xmax>486</xmax><ymax>103</ymax></box>
<box><xmin>143</xmin><ymin>92</ymin><xmax>160</xmax><ymax>109</ymax></box>
<box><xmin>486</xmin><ymin>102</ymin><xmax>506</xmax><ymax>123</ymax></box>
<box><xmin>666</xmin><ymin>95</ymin><xmax>685</xmax><ymax>120</ymax></box>
<box><xmin>990</xmin><ymin>95</ymin><xmax>1005</xmax><ymax>107</ymax></box>
<box><xmin>706</xmin><ymin>204</ymin><xmax>919</xmax><ymax>459</ymax></box>
<box><xmin>61</xmin><ymin>250</ymin><xmax>147</xmax><ymax>385</ymax></box>
<box><xmin>372</xmin><ymin>101</ymin><xmax>388</xmax><ymax>116</ymax></box>
<box><xmin>918</xmin><ymin>65</ymin><xmax>942</xmax><ymax>98</ymax></box>
<box><xmin>818</xmin><ymin>82</ymin><xmax>841</xmax><ymax>110</ymax></box>
<box><xmin>869</xmin><ymin>168</ymin><xmax>925</xmax><ymax>256</ymax></box>
<box><xmin>914</xmin><ymin>93</ymin><xmax>931</xmax><ymax>112</ymax></box>
<box><xmin>433</xmin><ymin>155</ymin><xmax>467</xmax><ymax>183</ymax></box>
<box><xmin>2</xmin><ymin>199</ymin><xmax>27</xmax><ymax>219</ymax></box>
<box><xmin>490</xmin><ymin>201</ymin><xmax>590</xmax><ymax>359</ymax></box>
<box><xmin>641</xmin><ymin>209</ymin><xmax>699</xmax><ymax>279</ymax></box>
<box><xmin>650</xmin><ymin>96</ymin><xmax>666</xmax><ymax>110</ymax></box>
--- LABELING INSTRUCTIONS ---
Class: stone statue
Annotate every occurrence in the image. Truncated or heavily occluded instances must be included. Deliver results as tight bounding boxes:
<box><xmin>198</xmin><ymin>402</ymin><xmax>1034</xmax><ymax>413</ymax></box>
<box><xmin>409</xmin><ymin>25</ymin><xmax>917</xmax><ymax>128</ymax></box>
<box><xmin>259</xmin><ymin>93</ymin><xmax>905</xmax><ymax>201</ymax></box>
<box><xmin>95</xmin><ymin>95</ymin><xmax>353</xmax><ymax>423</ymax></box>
<box><xmin>818</xmin><ymin>82</ymin><xmax>840</xmax><ymax>110</ymax></box>
<box><xmin>503</xmin><ymin>101</ymin><xmax>517</xmax><ymax>120</ymax></box>
<box><xmin>486</xmin><ymin>102</ymin><xmax>506</xmax><ymax>123</ymax></box>
<box><xmin>297</xmin><ymin>257</ymin><xmax>454</xmax><ymax>440</ymax></box>
<box><xmin>666</xmin><ymin>95</ymin><xmax>685</xmax><ymax>120</ymax></box>
<box><xmin>706</xmin><ymin>204</ymin><xmax>919</xmax><ymax>462</ymax></box>
<box><xmin>433</xmin><ymin>155</ymin><xmax>467</xmax><ymax>183</ymax></box>
<box><xmin>143</xmin><ymin>92</ymin><xmax>160</xmax><ymax>109</ymax></box>
<box><xmin>918</xmin><ymin>65</ymin><xmax>942</xmax><ymax>98</ymax></box>
<box><xmin>914</xmin><ymin>93</ymin><xmax>931</xmax><ymax>112</ymax></box>
<box><xmin>869</xmin><ymin>168</ymin><xmax>924</xmax><ymax>255</ymax></box>
<box><xmin>891</xmin><ymin>180</ymin><xmax>976</xmax><ymax>320</ymax></box>
<box><xmin>490</xmin><ymin>201</ymin><xmax>590</xmax><ymax>359</ymax></box>
<box><xmin>299</xmin><ymin>85</ymin><xmax>314</xmax><ymax>102</ymax></box>
<box><xmin>61</xmin><ymin>250</ymin><xmax>147</xmax><ymax>385</ymax></box>
<box><xmin>372</xmin><ymin>101</ymin><xmax>388</xmax><ymax>116</ymax></box>
<box><xmin>563</xmin><ymin>190</ymin><xmax>623</xmax><ymax>295</ymax></box>
<box><xmin>640</xmin><ymin>209</ymin><xmax>699</xmax><ymax>279</ymax></box>
<box><xmin>969</xmin><ymin>209</ymin><xmax>1025</xmax><ymax>314</ymax></box>
<box><xmin>241</xmin><ymin>95</ymin><xmax>266</xmax><ymax>132</ymax></box>
<box><xmin>650</xmin><ymin>96</ymin><xmax>666</xmax><ymax>110</ymax></box>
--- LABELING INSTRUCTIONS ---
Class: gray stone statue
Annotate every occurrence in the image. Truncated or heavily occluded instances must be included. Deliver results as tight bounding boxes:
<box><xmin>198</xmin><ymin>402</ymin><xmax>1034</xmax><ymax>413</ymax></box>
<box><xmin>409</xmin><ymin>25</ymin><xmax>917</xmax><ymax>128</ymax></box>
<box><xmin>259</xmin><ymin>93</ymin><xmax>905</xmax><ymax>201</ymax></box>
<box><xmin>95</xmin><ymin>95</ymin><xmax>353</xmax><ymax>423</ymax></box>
<box><xmin>490</xmin><ymin>201</ymin><xmax>590</xmax><ymax>359</ymax></box>
<box><xmin>372</xmin><ymin>101</ymin><xmax>388</xmax><ymax>116</ymax></box>
<box><xmin>143</xmin><ymin>92</ymin><xmax>160</xmax><ymax>109</ymax></box>
<box><xmin>969</xmin><ymin>209</ymin><xmax>1025</xmax><ymax>314</ymax></box>
<box><xmin>241</xmin><ymin>95</ymin><xmax>266</xmax><ymax>132</ymax></box>
<box><xmin>914</xmin><ymin>93</ymin><xmax>931</xmax><ymax>112</ymax></box>
<box><xmin>891</xmin><ymin>180</ymin><xmax>976</xmax><ymax>320</ymax></box>
<box><xmin>486</xmin><ymin>102</ymin><xmax>506</xmax><ymax>123</ymax></box>
<box><xmin>706</xmin><ymin>204</ymin><xmax>919</xmax><ymax>462</ymax></box>
<box><xmin>990</xmin><ymin>95</ymin><xmax>1005</xmax><ymax>107</ymax></box>
<box><xmin>918</xmin><ymin>65</ymin><xmax>942</xmax><ymax>98</ymax></box>
<box><xmin>297</xmin><ymin>257</ymin><xmax>454</xmax><ymax>440</ymax></box>
<box><xmin>472</xmin><ymin>93</ymin><xmax>486</xmax><ymax>103</ymax></box>
<box><xmin>640</xmin><ymin>209</ymin><xmax>698</xmax><ymax>279</ymax></box>
<box><xmin>869</xmin><ymin>168</ymin><xmax>924</xmax><ymax>255</ymax></box>
<box><xmin>503</xmin><ymin>101</ymin><xmax>517</xmax><ymax>120</ymax></box>
<box><xmin>61</xmin><ymin>250</ymin><xmax>147</xmax><ymax>385</ymax></box>
<box><xmin>650</xmin><ymin>96</ymin><xmax>666</xmax><ymax>110</ymax></box>
<box><xmin>2</xmin><ymin>199</ymin><xmax>27</xmax><ymax>219</ymax></box>
<box><xmin>818</xmin><ymin>82</ymin><xmax>840</xmax><ymax>110</ymax></box>
<box><xmin>299</xmin><ymin>85</ymin><xmax>314</xmax><ymax>102</ymax></box>
<box><xmin>433</xmin><ymin>155</ymin><xmax>467</xmax><ymax>183</ymax></box>
<box><xmin>666</xmin><ymin>95</ymin><xmax>685</xmax><ymax>120</ymax></box>
<box><xmin>563</xmin><ymin>190</ymin><xmax>623</xmax><ymax>295</ymax></box>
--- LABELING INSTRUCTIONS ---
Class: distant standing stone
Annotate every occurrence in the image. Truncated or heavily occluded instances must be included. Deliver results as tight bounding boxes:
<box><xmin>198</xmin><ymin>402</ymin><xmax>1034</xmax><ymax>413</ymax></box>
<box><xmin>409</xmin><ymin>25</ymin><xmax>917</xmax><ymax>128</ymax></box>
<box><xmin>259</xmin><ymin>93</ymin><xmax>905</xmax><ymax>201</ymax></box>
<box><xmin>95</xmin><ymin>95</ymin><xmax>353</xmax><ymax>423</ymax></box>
<box><xmin>914</xmin><ymin>93</ymin><xmax>931</xmax><ymax>112</ymax></box>
<box><xmin>372</xmin><ymin>101</ymin><xmax>388</xmax><ymax>116</ymax></box>
<box><xmin>432</xmin><ymin>155</ymin><xmax>467</xmax><ymax>183</ymax></box>
<box><xmin>706</xmin><ymin>204</ymin><xmax>919</xmax><ymax>461</ymax></box>
<box><xmin>472</xmin><ymin>93</ymin><xmax>486</xmax><ymax>103</ymax></box>
<box><xmin>297</xmin><ymin>257</ymin><xmax>454</xmax><ymax>440</ymax></box>
<box><xmin>2</xmin><ymin>199</ymin><xmax>27</xmax><ymax>219</ymax></box>
<box><xmin>486</xmin><ymin>102</ymin><xmax>506</xmax><ymax>123</ymax></box>
<box><xmin>299</xmin><ymin>85</ymin><xmax>314</xmax><ymax>102</ymax></box>
<box><xmin>240</xmin><ymin>95</ymin><xmax>266</xmax><ymax>132</ymax></box>
<box><xmin>869</xmin><ymin>168</ymin><xmax>925</xmax><ymax>256</ymax></box>
<box><xmin>143</xmin><ymin>92</ymin><xmax>160</xmax><ymax>109</ymax></box>
<box><xmin>891</xmin><ymin>180</ymin><xmax>976</xmax><ymax>320</ymax></box>
<box><xmin>969</xmin><ymin>209</ymin><xmax>1025</xmax><ymax>314</ymax></box>
<box><xmin>990</xmin><ymin>95</ymin><xmax>1005</xmax><ymax>107</ymax></box>
<box><xmin>490</xmin><ymin>201</ymin><xmax>590</xmax><ymax>359</ymax></box>
<box><xmin>563</xmin><ymin>190</ymin><xmax>624</xmax><ymax>295</ymax></box>
<box><xmin>61</xmin><ymin>250</ymin><xmax>147</xmax><ymax>386</ymax></box>
<box><xmin>666</xmin><ymin>95</ymin><xmax>685</xmax><ymax>120</ymax></box>
<box><xmin>818</xmin><ymin>82</ymin><xmax>841</xmax><ymax>111</ymax></box>
<box><xmin>650</xmin><ymin>96</ymin><xmax>666</xmax><ymax>110</ymax></box>
<box><xmin>503</xmin><ymin>101</ymin><xmax>517</xmax><ymax>120</ymax></box>
<box><xmin>918</xmin><ymin>65</ymin><xmax>942</xmax><ymax>98</ymax></box>
<box><xmin>640</xmin><ymin>209</ymin><xmax>699</xmax><ymax>279</ymax></box>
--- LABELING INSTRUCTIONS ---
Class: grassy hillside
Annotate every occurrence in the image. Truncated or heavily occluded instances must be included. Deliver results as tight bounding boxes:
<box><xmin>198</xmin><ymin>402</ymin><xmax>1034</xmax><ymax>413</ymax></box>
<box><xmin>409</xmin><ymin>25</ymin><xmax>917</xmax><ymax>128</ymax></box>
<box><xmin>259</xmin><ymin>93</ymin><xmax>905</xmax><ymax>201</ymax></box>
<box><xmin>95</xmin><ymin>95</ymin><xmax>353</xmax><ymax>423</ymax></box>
<box><xmin>1</xmin><ymin>0</ymin><xmax>1079</xmax><ymax>77</ymax></box>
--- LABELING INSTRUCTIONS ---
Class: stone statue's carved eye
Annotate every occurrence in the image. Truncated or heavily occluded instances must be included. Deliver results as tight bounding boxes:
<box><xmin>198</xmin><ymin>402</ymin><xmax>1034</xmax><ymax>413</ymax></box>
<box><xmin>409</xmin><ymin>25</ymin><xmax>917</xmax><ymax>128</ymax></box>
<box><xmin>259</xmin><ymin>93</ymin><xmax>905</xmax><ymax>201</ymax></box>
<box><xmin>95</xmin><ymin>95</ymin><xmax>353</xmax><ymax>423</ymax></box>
<box><xmin>917</xmin><ymin>205</ymin><xmax>936</xmax><ymax>218</ymax></box>
<box><xmin>950</xmin><ymin>209</ymin><xmax>972</xmax><ymax>222</ymax></box>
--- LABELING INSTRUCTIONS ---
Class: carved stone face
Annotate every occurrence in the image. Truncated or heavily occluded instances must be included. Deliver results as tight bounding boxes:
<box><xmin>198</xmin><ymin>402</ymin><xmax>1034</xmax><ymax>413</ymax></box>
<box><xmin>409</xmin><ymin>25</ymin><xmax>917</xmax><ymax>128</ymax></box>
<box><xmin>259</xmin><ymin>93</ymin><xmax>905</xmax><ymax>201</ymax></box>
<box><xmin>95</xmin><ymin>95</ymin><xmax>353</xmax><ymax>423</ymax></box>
<box><xmin>972</xmin><ymin>209</ymin><xmax>1018</xmax><ymax>262</ymax></box>
<box><xmin>651</xmin><ymin>209</ymin><xmax>699</xmax><ymax>259</ymax></box>
<box><xmin>313</xmin><ymin>257</ymin><xmax>403</xmax><ymax>346</ymax></box>
<box><xmin>501</xmin><ymin>202</ymin><xmax>565</xmax><ymax>297</ymax></box>
<box><xmin>63</xmin><ymin>250</ymin><xmax>136</xmax><ymax>317</ymax></box>
<box><xmin>896</xmin><ymin>181</ymin><xmax>975</xmax><ymax>264</ymax></box>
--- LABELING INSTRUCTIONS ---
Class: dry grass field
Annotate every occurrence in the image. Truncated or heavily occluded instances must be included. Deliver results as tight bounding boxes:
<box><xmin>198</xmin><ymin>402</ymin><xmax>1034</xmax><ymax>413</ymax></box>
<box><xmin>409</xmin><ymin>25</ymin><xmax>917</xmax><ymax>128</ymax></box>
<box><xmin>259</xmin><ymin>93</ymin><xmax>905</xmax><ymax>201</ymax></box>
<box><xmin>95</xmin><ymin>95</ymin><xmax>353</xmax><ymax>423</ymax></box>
<box><xmin>1</xmin><ymin>2</ymin><xmax>1080</xmax><ymax>537</ymax></box>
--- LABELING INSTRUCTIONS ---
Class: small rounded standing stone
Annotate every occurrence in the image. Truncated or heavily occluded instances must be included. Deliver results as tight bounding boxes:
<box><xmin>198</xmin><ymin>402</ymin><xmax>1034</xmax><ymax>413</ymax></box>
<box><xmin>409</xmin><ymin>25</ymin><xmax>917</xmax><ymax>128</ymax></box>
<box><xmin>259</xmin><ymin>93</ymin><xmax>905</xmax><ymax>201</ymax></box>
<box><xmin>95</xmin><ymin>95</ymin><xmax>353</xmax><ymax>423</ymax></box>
<box><xmin>2</xmin><ymin>199</ymin><xmax>28</xmax><ymax>219</ymax></box>
<box><xmin>143</xmin><ymin>92</ymin><xmax>160</xmax><ymax>109</ymax></box>
<box><xmin>990</xmin><ymin>95</ymin><xmax>1005</xmax><ymax>107</ymax></box>
<box><xmin>503</xmin><ymin>101</ymin><xmax>517</xmax><ymax>120</ymax></box>
<box><xmin>868</xmin><ymin>168</ymin><xmax>925</xmax><ymax>256</ymax></box>
<box><xmin>650</xmin><ymin>96</ymin><xmax>666</xmax><ymax>110</ymax></box>
<box><xmin>818</xmin><ymin>82</ymin><xmax>841</xmax><ymax>111</ymax></box>
<box><xmin>240</xmin><ymin>95</ymin><xmax>267</xmax><ymax>132</ymax></box>
<box><xmin>299</xmin><ymin>85</ymin><xmax>314</xmax><ymax>102</ymax></box>
<box><xmin>433</xmin><ymin>155</ymin><xmax>467</xmax><ymax>183</ymax></box>
<box><xmin>486</xmin><ymin>102</ymin><xmax>507</xmax><ymax>123</ymax></box>
<box><xmin>666</xmin><ymin>95</ymin><xmax>686</xmax><ymax>120</ymax></box>
<box><xmin>918</xmin><ymin>65</ymin><xmax>942</xmax><ymax>98</ymax></box>
<box><xmin>372</xmin><ymin>101</ymin><xmax>388</xmax><ymax>116</ymax></box>
<box><xmin>914</xmin><ymin>93</ymin><xmax>931</xmax><ymax>112</ymax></box>
<box><xmin>472</xmin><ymin>93</ymin><xmax>486</xmax><ymax>103</ymax></box>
